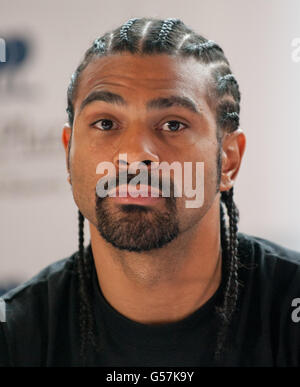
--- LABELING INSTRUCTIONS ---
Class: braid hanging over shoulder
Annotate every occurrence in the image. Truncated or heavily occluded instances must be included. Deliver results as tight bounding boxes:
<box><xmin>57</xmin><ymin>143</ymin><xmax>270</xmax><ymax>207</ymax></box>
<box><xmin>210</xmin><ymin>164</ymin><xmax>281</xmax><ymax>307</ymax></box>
<box><xmin>215</xmin><ymin>187</ymin><xmax>240</xmax><ymax>359</ymax></box>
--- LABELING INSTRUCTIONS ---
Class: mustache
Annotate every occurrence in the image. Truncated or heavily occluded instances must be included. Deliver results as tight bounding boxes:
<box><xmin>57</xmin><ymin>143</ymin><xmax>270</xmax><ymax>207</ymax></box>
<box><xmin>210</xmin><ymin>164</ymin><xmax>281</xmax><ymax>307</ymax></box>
<box><xmin>98</xmin><ymin>170</ymin><xmax>177</xmax><ymax>198</ymax></box>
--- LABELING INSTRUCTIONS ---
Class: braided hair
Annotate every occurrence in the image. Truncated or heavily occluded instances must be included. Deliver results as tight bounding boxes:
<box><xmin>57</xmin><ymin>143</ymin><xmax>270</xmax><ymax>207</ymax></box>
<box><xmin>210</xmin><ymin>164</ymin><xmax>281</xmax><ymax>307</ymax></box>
<box><xmin>69</xmin><ymin>18</ymin><xmax>241</xmax><ymax>363</ymax></box>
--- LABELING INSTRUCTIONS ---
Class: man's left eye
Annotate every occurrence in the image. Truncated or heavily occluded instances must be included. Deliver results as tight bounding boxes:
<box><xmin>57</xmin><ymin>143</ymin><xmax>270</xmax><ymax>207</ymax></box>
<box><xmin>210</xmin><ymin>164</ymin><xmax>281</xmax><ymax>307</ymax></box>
<box><xmin>161</xmin><ymin>121</ymin><xmax>186</xmax><ymax>132</ymax></box>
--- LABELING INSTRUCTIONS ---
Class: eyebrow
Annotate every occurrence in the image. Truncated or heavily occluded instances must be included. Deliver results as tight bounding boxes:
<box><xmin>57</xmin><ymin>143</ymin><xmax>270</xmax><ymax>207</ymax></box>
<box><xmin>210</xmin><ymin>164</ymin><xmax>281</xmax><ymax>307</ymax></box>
<box><xmin>79</xmin><ymin>90</ymin><xmax>201</xmax><ymax>115</ymax></box>
<box><xmin>147</xmin><ymin>96</ymin><xmax>199</xmax><ymax>114</ymax></box>
<box><xmin>80</xmin><ymin>90</ymin><xmax>126</xmax><ymax>112</ymax></box>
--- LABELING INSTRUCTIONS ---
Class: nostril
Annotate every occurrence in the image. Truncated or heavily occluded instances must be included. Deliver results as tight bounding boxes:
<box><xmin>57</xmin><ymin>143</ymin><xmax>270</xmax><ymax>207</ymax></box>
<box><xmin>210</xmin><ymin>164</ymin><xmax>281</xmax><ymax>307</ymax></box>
<box><xmin>115</xmin><ymin>155</ymin><xmax>160</xmax><ymax>171</ymax></box>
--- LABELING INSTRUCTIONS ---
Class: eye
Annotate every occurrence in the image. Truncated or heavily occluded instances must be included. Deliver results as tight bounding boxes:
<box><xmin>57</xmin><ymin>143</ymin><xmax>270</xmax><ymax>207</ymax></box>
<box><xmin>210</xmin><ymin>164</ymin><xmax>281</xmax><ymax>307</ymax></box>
<box><xmin>161</xmin><ymin>120</ymin><xmax>187</xmax><ymax>132</ymax></box>
<box><xmin>93</xmin><ymin>119</ymin><xmax>118</xmax><ymax>131</ymax></box>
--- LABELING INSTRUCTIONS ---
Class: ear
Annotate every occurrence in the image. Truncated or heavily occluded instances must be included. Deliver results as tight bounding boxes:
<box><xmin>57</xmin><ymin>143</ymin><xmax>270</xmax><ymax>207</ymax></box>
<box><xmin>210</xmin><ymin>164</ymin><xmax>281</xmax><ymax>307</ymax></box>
<box><xmin>62</xmin><ymin>123</ymin><xmax>72</xmax><ymax>184</ymax></box>
<box><xmin>219</xmin><ymin>129</ymin><xmax>246</xmax><ymax>192</ymax></box>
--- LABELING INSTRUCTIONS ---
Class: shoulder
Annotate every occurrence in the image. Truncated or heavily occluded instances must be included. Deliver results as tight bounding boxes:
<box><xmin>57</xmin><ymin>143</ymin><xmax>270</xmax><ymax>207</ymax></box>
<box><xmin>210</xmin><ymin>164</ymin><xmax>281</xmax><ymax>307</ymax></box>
<box><xmin>237</xmin><ymin>232</ymin><xmax>300</xmax><ymax>299</ymax></box>
<box><xmin>0</xmin><ymin>248</ymin><xmax>83</xmax><ymax>366</ymax></box>
<box><xmin>0</xmin><ymin>247</ymin><xmax>82</xmax><ymax>337</ymax></box>
<box><xmin>233</xmin><ymin>234</ymin><xmax>300</xmax><ymax>365</ymax></box>
<box><xmin>2</xmin><ymin>250</ymin><xmax>79</xmax><ymax>305</ymax></box>
<box><xmin>237</xmin><ymin>232</ymin><xmax>300</xmax><ymax>267</ymax></box>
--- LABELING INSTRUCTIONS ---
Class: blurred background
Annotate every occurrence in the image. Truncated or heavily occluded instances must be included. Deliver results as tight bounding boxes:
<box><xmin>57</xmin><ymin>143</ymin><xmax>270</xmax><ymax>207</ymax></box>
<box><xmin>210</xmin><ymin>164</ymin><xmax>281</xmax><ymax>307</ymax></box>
<box><xmin>0</xmin><ymin>0</ymin><xmax>300</xmax><ymax>292</ymax></box>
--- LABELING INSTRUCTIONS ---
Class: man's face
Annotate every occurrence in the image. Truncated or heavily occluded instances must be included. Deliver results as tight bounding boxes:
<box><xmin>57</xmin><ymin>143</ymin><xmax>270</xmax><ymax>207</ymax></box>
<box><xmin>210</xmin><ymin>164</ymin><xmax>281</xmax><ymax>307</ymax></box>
<box><xmin>66</xmin><ymin>53</ymin><xmax>222</xmax><ymax>251</ymax></box>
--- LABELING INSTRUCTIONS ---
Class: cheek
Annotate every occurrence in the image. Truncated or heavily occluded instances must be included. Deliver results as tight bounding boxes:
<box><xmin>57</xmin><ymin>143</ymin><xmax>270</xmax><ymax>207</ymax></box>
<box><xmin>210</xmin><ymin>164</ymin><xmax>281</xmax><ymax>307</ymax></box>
<box><xmin>175</xmin><ymin>149</ymin><xmax>219</xmax><ymax>232</ymax></box>
<box><xmin>69</xmin><ymin>134</ymin><xmax>115</xmax><ymax>220</ymax></box>
<box><xmin>181</xmin><ymin>140</ymin><xmax>219</xmax><ymax>196</ymax></box>
<box><xmin>70</xmin><ymin>153</ymin><xmax>97</xmax><ymax>219</ymax></box>
<box><xmin>71</xmin><ymin>129</ymin><xmax>114</xmax><ymax>187</ymax></box>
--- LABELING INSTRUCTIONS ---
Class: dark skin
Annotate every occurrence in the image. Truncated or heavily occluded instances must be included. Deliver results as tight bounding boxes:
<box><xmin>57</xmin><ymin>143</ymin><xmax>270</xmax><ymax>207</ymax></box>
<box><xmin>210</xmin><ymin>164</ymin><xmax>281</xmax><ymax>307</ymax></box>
<box><xmin>62</xmin><ymin>53</ymin><xmax>246</xmax><ymax>325</ymax></box>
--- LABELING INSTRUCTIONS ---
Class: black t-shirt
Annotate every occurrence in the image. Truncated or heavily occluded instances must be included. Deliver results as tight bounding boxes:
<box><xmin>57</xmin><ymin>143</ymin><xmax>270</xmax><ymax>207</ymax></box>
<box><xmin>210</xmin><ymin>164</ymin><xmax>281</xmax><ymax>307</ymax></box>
<box><xmin>1</xmin><ymin>232</ymin><xmax>300</xmax><ymax>367</ymax></box>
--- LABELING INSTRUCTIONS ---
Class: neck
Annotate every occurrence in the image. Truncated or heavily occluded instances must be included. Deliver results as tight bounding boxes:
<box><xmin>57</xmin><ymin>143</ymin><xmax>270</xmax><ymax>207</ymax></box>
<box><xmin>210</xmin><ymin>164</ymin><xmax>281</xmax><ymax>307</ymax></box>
<box><xmin>89</xmin><ymin>196</ymin><xmax>222</xmax><ymax>325</ymax></box>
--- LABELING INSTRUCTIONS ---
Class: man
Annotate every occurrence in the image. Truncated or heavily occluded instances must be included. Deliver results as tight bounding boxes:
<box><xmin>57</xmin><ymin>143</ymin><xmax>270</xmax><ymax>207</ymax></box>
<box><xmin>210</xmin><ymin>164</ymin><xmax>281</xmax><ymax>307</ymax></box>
<box><xmin>1</xmin><ymin>17</ymin><xmax>300</xmax><ymax>367</ymax></box>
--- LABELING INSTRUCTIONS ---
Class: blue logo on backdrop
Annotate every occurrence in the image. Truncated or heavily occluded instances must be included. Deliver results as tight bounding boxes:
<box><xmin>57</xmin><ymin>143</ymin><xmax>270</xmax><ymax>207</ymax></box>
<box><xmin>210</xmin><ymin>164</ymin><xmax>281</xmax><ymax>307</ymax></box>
<box><xmin>0</xmin><ymin>36</ymin><xmax>34</xmax><ymax>96</ymax></box>
<box><xmin>0</xmin><ymin>37</ymin><xmax>29</xmax><ymax>69</ymax></box>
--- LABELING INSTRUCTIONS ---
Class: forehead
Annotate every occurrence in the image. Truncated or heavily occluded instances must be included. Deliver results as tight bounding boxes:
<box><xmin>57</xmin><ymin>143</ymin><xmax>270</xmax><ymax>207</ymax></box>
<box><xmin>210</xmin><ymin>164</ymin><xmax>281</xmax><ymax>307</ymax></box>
<box><xmin>75</xmin><ymin>53</ymin><xmax>214</xmax><ymax>109</ymax></box>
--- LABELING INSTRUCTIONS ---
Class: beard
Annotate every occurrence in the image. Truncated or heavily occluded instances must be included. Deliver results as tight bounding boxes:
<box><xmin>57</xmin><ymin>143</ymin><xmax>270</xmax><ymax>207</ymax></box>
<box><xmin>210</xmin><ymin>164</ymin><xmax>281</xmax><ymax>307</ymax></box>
<box><xmin>95</xmin><ymin>174</ymin><xmax>179</xmax><ymax>252</ymax></box>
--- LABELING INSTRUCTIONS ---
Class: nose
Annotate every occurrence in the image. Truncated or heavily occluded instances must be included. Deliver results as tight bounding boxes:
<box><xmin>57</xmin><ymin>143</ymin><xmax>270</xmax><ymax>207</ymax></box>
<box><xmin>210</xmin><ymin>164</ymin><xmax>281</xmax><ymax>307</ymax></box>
<box><xmin>112</xmin><ymin>129</ymin><xmax>160</xmax><ymax>173</ymax></box>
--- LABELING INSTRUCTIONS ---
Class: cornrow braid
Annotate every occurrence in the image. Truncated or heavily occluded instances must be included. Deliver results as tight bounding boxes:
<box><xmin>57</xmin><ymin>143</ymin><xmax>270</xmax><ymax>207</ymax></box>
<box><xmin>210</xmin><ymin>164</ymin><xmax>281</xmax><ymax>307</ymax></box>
<box><xmin>181</xmin><ymin>39</ymin><xmax>228</xmax><ymax>65</ymax></box>
<box><xmin>214</xmin><ymin>70</ymin><xmax>241</xmax><ymax>133</ymax></box>
<box><xmin>142</xmin><ymin>18</ymin><xmax>184</xmax><ymax>53</ymax></box>
<box><xmin>157</xmin><ymin>18</ymin><xmax>181</xmax><ymax>43</ymax></box>
<box><xmin>66</xmin><ymin>17</ymin><xmax>242</xmax><ymax>363</ymax></box>
<box><xmin>215</xmin><ymin>187</ymin><xmax>240</xmax><ymax>359</ymax></box>
<box><xmin>93</xmin><ymin>37</ymin><xmax>107</xmax><ymax>53</ymax></box>
<box><xmin>77</xmin><ymin>210</ymin><xmax>98</xmax><ymax>362</ymax></box>
<box><xmin>183</xmin><ymin>40</ymin><xmax>222</xmax><ymax>56</ymax></box>
<box><xmin>218</xmin><ymin>73</ymin><xmax>238</xmax><ymax>92</ymax></box>
<box><xmin>216</xmin><ymin>100</ymin><xmax>240</xmax><ymax>133</ymax></box>
<box><xmin>215</xmin><ymin>71</ymin><xmax>241</xmax><ymax>103</ymax></box>
<box><xmin>119</xmin><ymin>18</ymin><xmax>139</xmax><ymax>42</ymax></box>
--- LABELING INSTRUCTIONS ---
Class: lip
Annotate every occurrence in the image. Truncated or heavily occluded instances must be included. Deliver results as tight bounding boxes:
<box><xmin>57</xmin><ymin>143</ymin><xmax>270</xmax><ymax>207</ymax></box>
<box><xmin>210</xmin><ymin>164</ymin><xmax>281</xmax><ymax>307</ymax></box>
<box><xmin>108</xmin><ymin>184</ymin><xmax>163</xmax><ymax>205</ymax></box>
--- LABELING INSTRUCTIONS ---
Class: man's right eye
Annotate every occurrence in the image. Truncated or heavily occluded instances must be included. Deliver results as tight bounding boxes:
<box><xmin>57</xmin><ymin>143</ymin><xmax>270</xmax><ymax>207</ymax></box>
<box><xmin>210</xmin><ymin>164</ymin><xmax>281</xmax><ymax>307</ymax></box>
<box><xmin>93</xmin><ymin>119</ymin><xmax>117</xmax><ymax>131</ymax></box>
